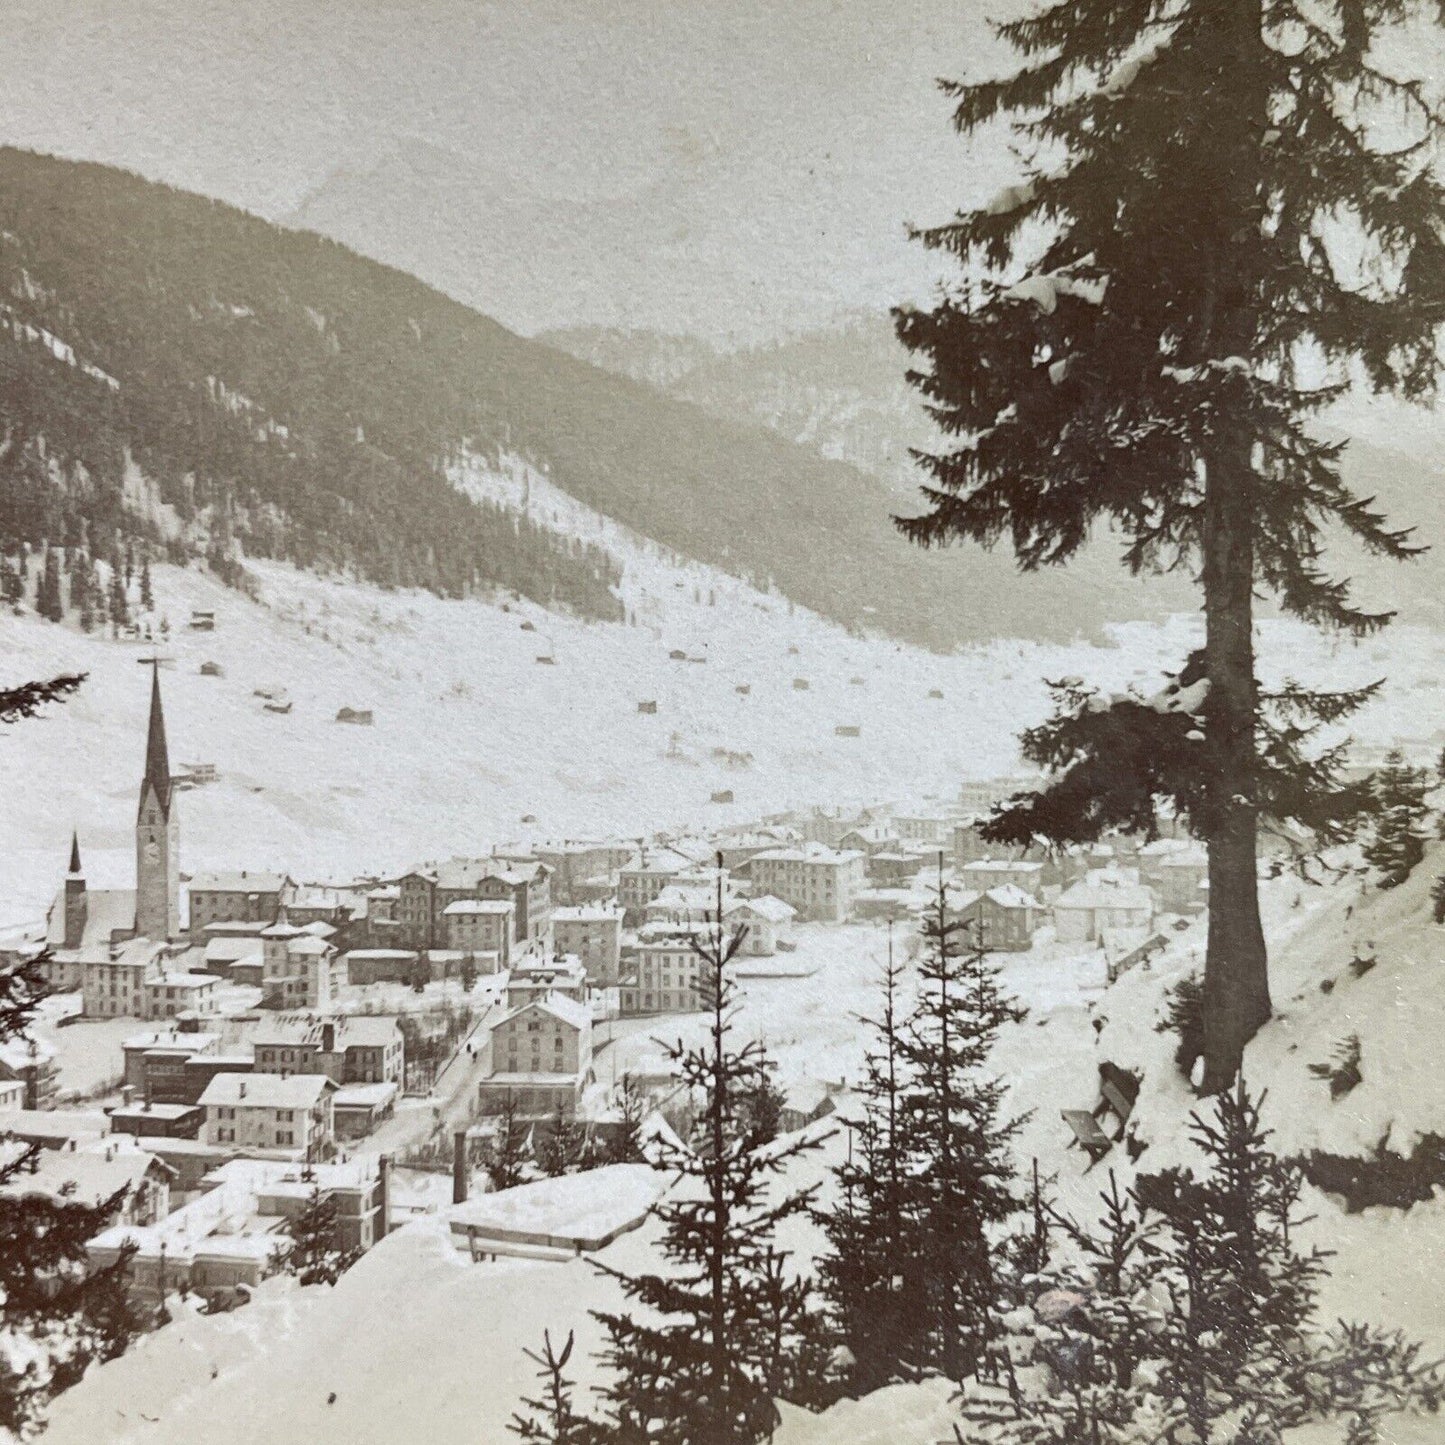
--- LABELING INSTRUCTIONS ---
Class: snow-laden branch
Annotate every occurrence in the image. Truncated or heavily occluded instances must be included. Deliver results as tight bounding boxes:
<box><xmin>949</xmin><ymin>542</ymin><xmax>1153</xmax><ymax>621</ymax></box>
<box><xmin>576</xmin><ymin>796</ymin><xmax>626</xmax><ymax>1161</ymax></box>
<box><xmin>1004</xmin><ymin>270</ymin><xmax>1108</xmax><ymax>314</ymax></box>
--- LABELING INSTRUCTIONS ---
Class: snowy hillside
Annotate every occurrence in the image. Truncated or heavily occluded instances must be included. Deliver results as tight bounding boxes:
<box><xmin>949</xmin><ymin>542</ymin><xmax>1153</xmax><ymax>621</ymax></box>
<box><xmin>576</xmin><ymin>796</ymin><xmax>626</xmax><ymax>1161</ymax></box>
<box><xmin>6</xmin><ymin>438</ymin><xmax>1442</xmax><ymax>933</ymax></box>
<box><xmin>40</xmin><ymin>855</ymin><xmax>1445</xmax><ymax>1445</ymax></box>
<box><xmin>5</xmin><ymin>438</ymin><xmax>1444</xmax><ymax>933</ymax></box>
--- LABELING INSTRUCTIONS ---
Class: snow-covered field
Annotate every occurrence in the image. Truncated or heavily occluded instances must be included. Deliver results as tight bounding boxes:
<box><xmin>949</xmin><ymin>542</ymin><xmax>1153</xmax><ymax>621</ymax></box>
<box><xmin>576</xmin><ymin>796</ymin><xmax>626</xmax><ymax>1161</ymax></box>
<box><xmin>3</xmin><ymin>453</ymin><xmax>1440</xmax><ymax>929</ymax></box>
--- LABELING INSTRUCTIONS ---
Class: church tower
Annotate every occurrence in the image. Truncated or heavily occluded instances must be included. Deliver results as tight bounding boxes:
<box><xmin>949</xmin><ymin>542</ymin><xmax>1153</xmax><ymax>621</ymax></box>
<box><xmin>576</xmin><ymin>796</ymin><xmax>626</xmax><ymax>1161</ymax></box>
<box><xmin>63</xmin><ymin>831</ymin><xmax>88</xmax><ymax>949</ymax></box>
<box><xmin>135</xmin><ymin>664</ymin><xmax>179</xmax><ymax>941</ymax></box>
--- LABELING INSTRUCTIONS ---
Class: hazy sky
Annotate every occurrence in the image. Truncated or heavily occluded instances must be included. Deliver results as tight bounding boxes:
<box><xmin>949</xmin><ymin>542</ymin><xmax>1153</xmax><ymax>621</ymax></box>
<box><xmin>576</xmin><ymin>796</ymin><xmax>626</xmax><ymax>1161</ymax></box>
<box><xmin>0</xmin><ymin>0</ymin><xmax>1013</xmax><ymax>339</ymax></box>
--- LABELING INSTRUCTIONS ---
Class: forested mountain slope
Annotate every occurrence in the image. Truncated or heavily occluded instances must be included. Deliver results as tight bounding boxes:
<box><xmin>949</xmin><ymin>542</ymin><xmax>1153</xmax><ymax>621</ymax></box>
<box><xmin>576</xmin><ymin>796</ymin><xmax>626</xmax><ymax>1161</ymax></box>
<box><xmin>0</xmin><ymin>149</ymin><xmax>623</xmax><ymax>618</ymax></box>
<box><xmin>547</xmin><ymin>319</ymin><xmax>1445</xmax><ymax>630</ymax></box>
<box><xmin>0</xmin><ymin>148</ymin><xmax>1185</xmax><ymax>650</ymax></box>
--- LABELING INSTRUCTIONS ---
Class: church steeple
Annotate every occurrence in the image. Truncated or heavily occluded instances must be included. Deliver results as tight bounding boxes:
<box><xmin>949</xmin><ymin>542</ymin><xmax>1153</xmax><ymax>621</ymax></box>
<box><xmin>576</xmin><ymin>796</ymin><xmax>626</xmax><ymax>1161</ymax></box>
<box><xmin>138</xmin><ymin>661</ymin><xmax>172</xmax><ymax>823</ymax></box>
<box><xmin>135</xmin><ymin>664</ymin><xmax>179</xmax><ymax>941</ymax></box>
<box><xmin>63</xmin><ymin>831</ymin><xmax>87</xmax><ymax>950</ymax></box>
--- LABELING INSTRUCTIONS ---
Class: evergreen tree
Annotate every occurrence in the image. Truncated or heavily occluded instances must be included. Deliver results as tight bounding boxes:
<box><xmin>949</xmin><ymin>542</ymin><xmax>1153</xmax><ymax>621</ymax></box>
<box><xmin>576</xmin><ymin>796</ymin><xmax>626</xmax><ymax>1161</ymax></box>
<box><xmin>0</xmin><ymin>674</ymin><xmax>85</xmax><ymax>728</ymax></box>
<box><xmin>600</xmin><ymin>1075</ymin><xmax>649</xmax><ymax>1166</ymax></box>
<box><xmin>0</xmin><ymin>554</ymin><xmax>21</xmax><ymax>605</ymax></box>
<box><xmin>460</xmin><ymin>953</ymin><xmax>478</xmax><ymax>993</ymax></box>
<box><xmin>0</xmin><ymin>1142</ymin><xmax>142</xmax><ymax>1436</ymax></box>
<box><xmin>36</xmin><ymin>547</ymin><xmax>63</xmax><ymax>623</ymax></box>
<box><xmin>76</xmin><ymin>560</ymin><xmax>96</xmax><ymax>633</ymax></box>
<box><xmin>587</xmin><ymin>874</ymin><xmax>825</xmax><ymax>1444</ymax></box>
<box><xmin>971</xmin><ymin>1083</ymin><xmax>1444</xmax><ymax>1443</ymax></box>
<box><xmin>1432</xmin><ymin>874</ymin><xmax>1445</xmax><ymax>926</ymax></box>
<box><xmin>479</xmin><ymin>1092</ymin><xmax>531</xmax><ymax>1193</ymax></box>
<box><xmin>536</xmin><ymin>1104</ymin><xmax>586</xmax><ymax>1178</ymax></box>
<box><xmin>890</xmin><ymin>878</ymin><xmax>1027</xmax><ymax>1381</ymax></box>
<box><xmin>273</xmin><ymin>1185</ymin><xmax>360</xmax><ymax>1287</ymax></box>
<box><xmin>898</xmin><ymin>0</ymin><xmax>1445</xmax><ymax>1089</ymax></box>
<box><xmin>817</xmin><ymin>930</ymin><xmax>929</xmax><ymax>1391</ymax></box>
<box><xmin>139</xmin><ymin>556</ymin><xmax>154</xmax><ymax>612</ymax></box>
<box><xmin>1363</xmin><ymin>749</ymin><xmax>1431</xmax><ymax>888</ymax></box>
<box><xmin>510</xmin><ymin>1330</ymin><xmax>599</xmax><ymax>1445</ymax></box>
<box><xmin>737</xmin><ymin>1057</ymin><xmax>786</xmax><ymax>1152</ymax></box>
<box><xmin>107</xmin><ymin>560</ymin><xmax>127</xmax><ymax>630</ymax></box>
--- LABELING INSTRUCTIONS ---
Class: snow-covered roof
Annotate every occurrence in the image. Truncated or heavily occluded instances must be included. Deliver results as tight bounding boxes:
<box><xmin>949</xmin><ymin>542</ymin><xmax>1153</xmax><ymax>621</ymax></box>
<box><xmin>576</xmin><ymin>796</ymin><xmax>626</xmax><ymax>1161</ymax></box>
<box><xmin>252</xmin><ymin>1015</ymin><xmax>401</xmax><ymax>1049</ymax></box>
<box><xmin>333</xmin><ymin>1082</ymin><xmax>399</xmax><ymax>1109</ymax></box>
<box><xmin>552</xmin><ymin>905</ymin><xmax>624</xmax><ymax>924</ymax></box>
<box><xmin>413</xmin><ymin>858</ymin><xmax>548</xmax><ymax>892</ymax></box>
<box><xmin>0</xmin><ymin>1143</ymin><xmax>172</xmax><ymax>1209</ymax></box>
<box><xmin>448</xmin><ymin>1164</ymin><xmax>663</xmax><ymax>1251</ymax></box>
<box><xmin>123</xmin><ymin>1028</ymin><xmax>217</xmax><ymax>1054</ymax></box>
<box><xmin>981</xmin><ymin>885</ymin><xmax>1043</xmax><ymax>910</ymax></box>
<box><xmin>284</xmin><ymin>935</ymin><xmax>331</xmax><ymax>956</ymax></box>
<box><xmin>0</xmin><ymin>1034</ymin><xmax>56</xmax><ymax>1071</ymax></box>
<box><xmin>0</xmin><ymin>1108</ymin><xmax>109</xmax><ymax>1141</ymax></box>
<box><xmin>751</xmin><ymin>844</ymin><xmax>865</xmax><ymax>866</ymax></box>
<box><xmin>442</xmin><ymin>899</ymin><xmax>514</xmax><ymax>916</ymax></box>
<box><xmin>45</xmin><ymin>887</ymin><xmax>137</xmax><ymax>952</ymax></box>
<box><xmin>198</xmin><ymin>1073</ymin><xmax>334</xmax><ymax>1110</ymax></box>
<box><xmin>204</xmin><ymin>937</ymin><xmax>264</xmax><ymax>965</ymax></box>
<box><xmin>961</xmin><ymin>858</ymin><xmax>1044</xmax><ymax>874</ymax></box>
<box><xmin>189</xmin><ymin>871</ymin><xmax>290</xmax><ymax>894</ymax></box>
<box><xmin>1054</xmin><ymin>875</ymin><xmax>1154</xmax><ymax>911</ymax></box>
<box><xmin>288</xmin><ymin>885</ymin><xmax>350</xmax><ymax>910</ymax></box>
<box><xmin>109</xmin><ymin>1102</ymin><xmax>203</xmax><ymax>1123</ymax></box>
<box><xmin>495</xmin><ymin>994</ymin><xmax>592</xmax><ymax>1033</ymax></box>
<box><xmin>725</xmin><ymin>895</ymin><xmax>797</xmax><ymax>924</ymax></box>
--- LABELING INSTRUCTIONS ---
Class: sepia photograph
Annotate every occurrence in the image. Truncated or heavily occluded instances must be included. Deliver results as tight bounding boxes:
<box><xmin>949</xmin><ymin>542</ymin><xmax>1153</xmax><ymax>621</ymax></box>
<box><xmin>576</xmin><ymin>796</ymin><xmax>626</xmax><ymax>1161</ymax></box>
<box><xmin>2</xmin><ymin>0</ymin><xmax>1445</xmax><ymax>1440</ymax></box>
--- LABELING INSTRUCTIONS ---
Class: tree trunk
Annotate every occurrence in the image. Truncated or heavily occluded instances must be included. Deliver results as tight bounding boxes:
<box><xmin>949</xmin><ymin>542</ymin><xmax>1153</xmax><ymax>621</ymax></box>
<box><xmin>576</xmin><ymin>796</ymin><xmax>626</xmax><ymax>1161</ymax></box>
<box><xmin>1198</xmin><ymin>0</ymin><xmax>1271</xmax><ymax>1093</ymax></box>
<box><xmin>1201</xmin><ymin>444</ymin><xmax>1270</xmax><ymax>1091</ymax></box>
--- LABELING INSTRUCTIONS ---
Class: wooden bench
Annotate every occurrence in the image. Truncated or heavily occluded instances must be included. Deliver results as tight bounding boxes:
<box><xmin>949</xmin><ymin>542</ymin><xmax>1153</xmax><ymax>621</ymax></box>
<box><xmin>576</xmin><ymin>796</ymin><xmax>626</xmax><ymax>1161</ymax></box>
<box><xmin>1098</xmin><ymin>1079</ymin><xmax>1136</xmax><ymax>1140</ymax></box>
<box><xmin>1061</xmin><ymin>1109</ymin><xmax>1113</xmax><ymax>1166</ymax></box>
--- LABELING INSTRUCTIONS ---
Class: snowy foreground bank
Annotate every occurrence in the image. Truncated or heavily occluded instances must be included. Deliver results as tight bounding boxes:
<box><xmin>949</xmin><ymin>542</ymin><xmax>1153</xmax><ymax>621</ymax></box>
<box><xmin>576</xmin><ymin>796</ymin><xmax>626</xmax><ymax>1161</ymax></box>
<box><xmin>43</xmin><ymin>848</ymin><xmax>1445</xmax><ymax>1445</ymax></box>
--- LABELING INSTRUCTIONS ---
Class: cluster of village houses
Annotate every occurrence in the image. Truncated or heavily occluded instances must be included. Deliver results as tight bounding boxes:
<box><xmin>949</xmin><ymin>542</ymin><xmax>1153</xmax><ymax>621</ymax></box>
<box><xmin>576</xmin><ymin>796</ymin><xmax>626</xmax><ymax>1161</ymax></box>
<box><xmin>0</xmin><ymin>671</ymin><xmax>1208</xmax><ymax>1312</ymax></box>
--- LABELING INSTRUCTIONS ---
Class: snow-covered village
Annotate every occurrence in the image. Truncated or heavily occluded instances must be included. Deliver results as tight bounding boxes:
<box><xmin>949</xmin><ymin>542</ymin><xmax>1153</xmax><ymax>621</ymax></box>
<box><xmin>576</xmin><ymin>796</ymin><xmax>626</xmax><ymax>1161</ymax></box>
<box><xmin>6</xmin><ymin>1</ymin><xmax>1445</xmax><ymax>1443</ymax></box>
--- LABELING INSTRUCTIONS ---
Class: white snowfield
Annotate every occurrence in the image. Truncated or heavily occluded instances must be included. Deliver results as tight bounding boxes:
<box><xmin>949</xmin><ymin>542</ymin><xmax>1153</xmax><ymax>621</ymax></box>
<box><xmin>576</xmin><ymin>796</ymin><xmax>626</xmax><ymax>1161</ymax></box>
<box><xmin>45</xmin><ymin>1125</ymin><xmax>841</xmax><ymax>1445</ymax></box>
<box><xmin>2</xmin><ymin>448</ymin><xmax>1435</xmax><ymax>928</ymax></box>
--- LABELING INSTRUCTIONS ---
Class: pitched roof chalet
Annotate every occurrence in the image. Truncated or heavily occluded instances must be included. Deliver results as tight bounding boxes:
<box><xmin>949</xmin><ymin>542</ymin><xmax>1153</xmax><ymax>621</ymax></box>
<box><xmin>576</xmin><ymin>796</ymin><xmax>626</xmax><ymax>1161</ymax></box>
<box><xmin>494</xmin><ymin>994</ymin><xmax>592</xmax><ymax>1033</ymax></box>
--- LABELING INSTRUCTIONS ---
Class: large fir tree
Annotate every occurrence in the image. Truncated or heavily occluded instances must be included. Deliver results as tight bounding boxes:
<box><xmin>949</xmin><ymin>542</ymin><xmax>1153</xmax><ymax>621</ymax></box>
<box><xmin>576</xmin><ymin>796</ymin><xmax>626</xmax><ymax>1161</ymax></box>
<box><xmin>892</xmin><ymin>878</ymin><xmax>1028</xmax><ymax>1382</ymax></box>
<box><xmin>586</xmin><ymin>875</ymin><xmax>825</xmax><ymax>1444</ymax></box>
<box><xmin>898</xmin><ymin>0</ymin><xmax>1445</xmax><ymax>1088</ymax></box>
<box><xmin>817</xmin><ymin>927</ymin><xmax>931</xmax><ymax>1391</ymax></box>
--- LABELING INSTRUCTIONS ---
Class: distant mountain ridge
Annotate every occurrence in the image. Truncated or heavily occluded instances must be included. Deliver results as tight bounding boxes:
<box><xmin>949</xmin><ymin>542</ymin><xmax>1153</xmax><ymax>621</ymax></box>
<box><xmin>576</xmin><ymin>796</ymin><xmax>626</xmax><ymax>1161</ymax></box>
<box><xmin>0</xmin><ymin>148</ymin><xmax>1195</xmax><ymax>650</ymax></box>
<box><xmin>543</xmin><ymin>319</ymin><xmax>1445</xmax><ymax>632</ymax></box>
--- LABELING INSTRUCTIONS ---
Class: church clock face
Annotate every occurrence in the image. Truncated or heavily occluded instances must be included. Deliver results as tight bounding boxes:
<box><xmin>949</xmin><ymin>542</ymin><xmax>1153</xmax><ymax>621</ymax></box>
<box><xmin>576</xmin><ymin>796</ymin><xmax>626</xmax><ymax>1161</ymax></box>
<box><xmin>144</xmin><ymin>837</ymin><xmax>160</xmax><ymax>864</ymax></box>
